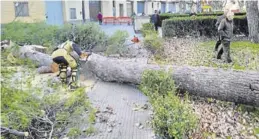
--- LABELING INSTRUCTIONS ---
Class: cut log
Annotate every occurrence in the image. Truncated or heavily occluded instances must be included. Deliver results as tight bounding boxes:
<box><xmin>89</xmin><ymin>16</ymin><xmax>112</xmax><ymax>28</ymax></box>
<box><xmin>85</xmin><ymin>53</ymin><xmax>259</xmax><ymax>106</ymax></box>
<box><xmin>13</xmin><ymin>47</ymin><xmax>259</xmax><ymax>106</ymax></box>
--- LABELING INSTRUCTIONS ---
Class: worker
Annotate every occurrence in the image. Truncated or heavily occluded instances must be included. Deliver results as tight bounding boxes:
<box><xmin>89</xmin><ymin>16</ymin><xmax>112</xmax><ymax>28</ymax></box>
<box><xmin>51</xmin><ymin>40</ymin><xmax>91</xmax><ymax>90</ymax></box>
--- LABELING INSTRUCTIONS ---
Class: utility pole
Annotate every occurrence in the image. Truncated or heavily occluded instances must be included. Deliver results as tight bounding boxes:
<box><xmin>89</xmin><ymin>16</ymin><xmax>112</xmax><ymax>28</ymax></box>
<box><xmin>82</xmin><ymin>0</ymin><xmax>86</xmax><ymax>23</ymax></box>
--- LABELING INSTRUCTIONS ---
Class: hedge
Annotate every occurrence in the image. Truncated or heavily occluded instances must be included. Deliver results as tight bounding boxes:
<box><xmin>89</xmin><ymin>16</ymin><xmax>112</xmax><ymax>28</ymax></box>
<box><xmin>162</xmin><ymin>16</ymin><xmax>248</xmax><ymax>38</ymax></box>
<box><xmin>160</xmin><ymin>12</ymin><xmax>246</xmax><ymax>22</ymax></box>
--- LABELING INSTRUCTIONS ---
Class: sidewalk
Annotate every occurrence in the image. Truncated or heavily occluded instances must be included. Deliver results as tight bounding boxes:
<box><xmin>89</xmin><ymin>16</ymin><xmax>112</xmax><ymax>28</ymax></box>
<box><xmin>84</xmin><ymin>81</ymin><xmax>154</xmax><ymax>139</ymax></box>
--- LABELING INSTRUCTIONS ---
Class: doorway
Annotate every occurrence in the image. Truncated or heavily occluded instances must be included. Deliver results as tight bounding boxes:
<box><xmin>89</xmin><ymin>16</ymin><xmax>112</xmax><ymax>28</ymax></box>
<box><xmin>89</xmin><ymin>1</ymin><xmax>101</xmax><ymax>21</ymax></box>
<box><xmin>45</xmin><ymin>1</ymin><xmax>64</xmax><ymax>25</ymax></box>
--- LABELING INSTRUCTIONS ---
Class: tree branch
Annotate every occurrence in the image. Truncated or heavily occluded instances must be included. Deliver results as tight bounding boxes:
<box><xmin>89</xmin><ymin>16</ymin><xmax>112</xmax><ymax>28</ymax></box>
<box><xmin>1</xmin><ymin>126</ymin><xmax>29</xmax><ymax>137</ymax></box>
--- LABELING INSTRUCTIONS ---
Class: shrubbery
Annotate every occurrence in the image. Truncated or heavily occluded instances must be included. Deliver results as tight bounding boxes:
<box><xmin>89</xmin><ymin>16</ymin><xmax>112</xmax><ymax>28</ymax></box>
<box><xmin>162</xmin><ymin>16</ymin><xmax>248</xmax><ymax>38</ymax></box>
<box><xmin>106</xmin><ymin>30</ymin><xmax>129</xmax><ymax>55</ymax></box>
<box><xmin>144</xmin><ymin>33</ymin><xmax>163</xmax><ymax>54</ymax></box>
<box><xmin>141</xmin><ymin>23</ymin><xmax>164</xmax><ymax>60</ymax></box>
<box><xmin>1</xmin><ymin>22</ymin><xmax>108</xmax><ymax>51</ymax></box>
<box><xmin>159</xmin><ymin>12</ymin><xmax>246</xmax><ymax>22</ymax></box>
<box><xmin>140</xmin><ymin>23</ymin><xmax>156</xmax><ymax>37</ymax></box>
<box><xmin>56</xmin><ymin>23</ymin><xmax>107</xmax><ymax>50</ymax></box>
<box><xmin>2</xmin><ymin>22</ymin><xmax>131</xmax><ymax>55</ymax></box>
<box><xmin>1</xmin><ymin>22</ymin><xmax>58</xmax><ymax>46</ymax></box>
<box><xmin>140</xmin><ymin>70</ymin><xmax>197</xmax><ymax>138</ymax></box>
<box><xmin>1</xmin><ymin>51</ymin><xmax>96</xmax><ymax>138</ymax></box>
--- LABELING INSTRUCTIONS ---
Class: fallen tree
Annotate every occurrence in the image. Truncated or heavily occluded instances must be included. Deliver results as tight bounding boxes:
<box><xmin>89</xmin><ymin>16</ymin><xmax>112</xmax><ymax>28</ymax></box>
<box><xmin>86</xmin><ymin>54</ymin><xmax>259</xmax><ymax>106</ymax></box>
<box><xmin>13</xmin><ymin>46</ymin><xmax>259</xmax><ymax>106</ymax></box>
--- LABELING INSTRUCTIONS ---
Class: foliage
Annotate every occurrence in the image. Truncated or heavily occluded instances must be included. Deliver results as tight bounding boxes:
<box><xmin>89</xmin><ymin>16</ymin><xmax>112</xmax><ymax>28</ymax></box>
<box><xmin>1</xmin><ymin>86</ymin><xmax>42</xmax><ymax>130</ymax></box>
<box><xmin>67</xmin><ymin>128</ymin><xmax>81</xmax><ymax>138</ymax></box>
<box><xmin>144</xmin><ymin>32</ymin><xmax>163</xmax><ymax>55</ymax></box>
<box><xmin>1</xmin><ymin>22</ymin><xmax>58</xmax><ymax>47</ymax></box>
<box><xmin>1</xmin><ymin>22</ymin><xmax>108</xmax><ymax>52</ymax></box>
<box><xmin>0</xmin><ymin>50</ymin><xmax>96</xmax><ymax>138</ymax></box>
<box><xmin>159</xmin><ymin>12</ymin><xmax>246</xmax><ymax>22</ymax></box>
<box><xmin>56</xmin><ymin>23</ymin><xmax>107</xmax><ymax>50</ymax></box>
<box><xmin>141</xmin><ymin>23</ymin><xmax>156</xmax><ymax>37</ymax></box>
<box><xmin>85</xmin><ymin>125</ymin><xmax>96</xmax><ymax>135</ymax></box>
<box><xmin>140</xmin><ymin>70</ymin><xmax>175</xmax><ymax>97</ymax></box>
<box><xmin>140</xmin><ymin>70</ymin><xmax>198</xmax><ymax>138</ymax></box>
<box><xmin>105</xmin><ymin>30</ymin><xmax>129</xmax><ymax>55</ymax></box>
<box><xmin>162</xmin><ymin>16</ymin><xmax>248</xmax><ymax>38</ymax></box>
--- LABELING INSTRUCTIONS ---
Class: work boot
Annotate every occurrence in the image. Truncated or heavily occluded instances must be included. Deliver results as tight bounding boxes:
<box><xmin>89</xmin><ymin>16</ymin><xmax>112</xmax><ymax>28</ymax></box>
<box><xmin>69</xmin><ymin>68</ymin><xmax>79</xmax><ymax>90</ymax></box>
<box><xmin>59</xmin><ymin>65</ymin><xmax>67</xmax><ymax>84</ymax></box>
<box><xmin>56</xmin><ymin>65</ymin><xmax>63</xmax><ymax>77</ymax></box>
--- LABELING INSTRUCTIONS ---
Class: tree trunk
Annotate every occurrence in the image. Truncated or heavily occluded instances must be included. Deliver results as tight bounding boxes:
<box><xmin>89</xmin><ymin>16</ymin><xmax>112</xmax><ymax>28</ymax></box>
<box><xmin>14</xmin><ymin>47</ymin><xmax>259</xmax><ymax>106</ymax></box>
<box><xmin>85</xmin><ymin>54</ymin><xmax>259</xmax><ymax>106</ymax></box>
<box><xmin>246</xmin><ymin>0</ymin><xmax>259</xmax><ymax>43</ymax></box>
<box><xmin>14</xmin><ymin>45</ymin><xmax>52</xmax><ymax>67</ymax></box>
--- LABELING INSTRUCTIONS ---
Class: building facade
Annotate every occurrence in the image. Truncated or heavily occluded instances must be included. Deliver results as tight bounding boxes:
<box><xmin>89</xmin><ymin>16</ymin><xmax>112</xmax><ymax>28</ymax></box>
<box><xmin>1</xmin><ymin>0</ymin><xmax>46</xmax><ymax>24</ymax></box>
<box><xmin>1</xmin><ymin>0</ymin><xmax>235</xmax><ymax>25</ymax></box>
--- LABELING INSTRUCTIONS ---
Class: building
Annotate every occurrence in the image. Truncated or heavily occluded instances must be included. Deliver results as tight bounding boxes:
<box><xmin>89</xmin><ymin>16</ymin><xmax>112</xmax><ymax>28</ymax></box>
<box><xmin>1</xmin><ymin>0</ymin><xmax>46</xmax><ymax>24</ymax></box>
<box><xmin>2</xmin><ymin>0</ymin><xmax>228</xmax><ymax>25</ymax></box>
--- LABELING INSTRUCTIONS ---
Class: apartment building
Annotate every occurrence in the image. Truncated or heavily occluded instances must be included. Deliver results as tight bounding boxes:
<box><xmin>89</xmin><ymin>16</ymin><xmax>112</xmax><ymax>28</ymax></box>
<box><xmin>1</xmin><ymin>0</ymin><xmax>232</xmax><ymax>25</ymax></box>
<box><xmin>1</xmin><ymin>0</ymin><xmax>46</xmax><ymax>24</ymax></box>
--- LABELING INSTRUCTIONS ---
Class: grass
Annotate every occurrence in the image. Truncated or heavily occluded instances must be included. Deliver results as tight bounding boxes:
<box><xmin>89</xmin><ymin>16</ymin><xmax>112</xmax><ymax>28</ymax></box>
<box><xmin>201</xmin><ymin>41</ymin><xmax>259</xmax><ymax>54</ymax></box>
<box><xmin>198</xmin><ymin>41</ymin><xmax>259</xmax><ymax>71</ymax></box>
<box><xmin>159</xmin><ymin>40</ymin><xmax>259</xmax><ymax>71</ymax></box>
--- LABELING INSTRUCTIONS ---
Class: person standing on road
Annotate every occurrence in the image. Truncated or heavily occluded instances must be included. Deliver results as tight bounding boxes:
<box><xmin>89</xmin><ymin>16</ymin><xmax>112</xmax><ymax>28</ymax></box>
<box><xmin>218</xmin><ymin>11</ymin><xmax>234</xmax><ymax>63</ymax></box>
<box><xmin>151</xmin><ymin>10</ymin><xmax>160</xmax><ymax>32</ymax></box>
<box><xmin>97</xmin><ymin>12</ymin><xmax>103</xmax><ymax>25</ymax></box>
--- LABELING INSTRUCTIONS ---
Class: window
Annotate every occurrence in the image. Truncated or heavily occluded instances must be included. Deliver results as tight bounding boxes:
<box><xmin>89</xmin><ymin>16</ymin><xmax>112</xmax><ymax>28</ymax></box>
<box><xmin>113</xmin><ymin>1</ymin><xmax>115</xmax><ymax>7</ymax></box>
<box><xmin>14</xmin><ymin>2</ymin><xmax>29</xmax><ymax>17</ymax></box>
<box><xmin>70</xmin><ymin>8</ymin><xmax>77</xmax><ymax>19</ymax></box>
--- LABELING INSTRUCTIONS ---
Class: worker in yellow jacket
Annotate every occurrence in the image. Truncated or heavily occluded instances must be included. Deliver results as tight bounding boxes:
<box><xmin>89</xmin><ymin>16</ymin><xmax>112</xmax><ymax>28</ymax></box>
<box><xmin>51</xmin><ymin>40</ymin><xmax>90</xmax><ymax>90</ymax></box>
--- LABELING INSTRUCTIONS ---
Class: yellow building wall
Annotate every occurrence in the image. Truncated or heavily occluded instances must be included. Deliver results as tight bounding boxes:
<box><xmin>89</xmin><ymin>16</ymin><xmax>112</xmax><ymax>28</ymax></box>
<box><xmin>1</xmin><ymin>0</ymin><xmax>46</xmax><ymax>24</ymax></box>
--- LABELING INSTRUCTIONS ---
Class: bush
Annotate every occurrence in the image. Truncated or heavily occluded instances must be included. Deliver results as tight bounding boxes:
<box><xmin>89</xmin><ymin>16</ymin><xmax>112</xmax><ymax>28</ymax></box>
<box><xmin>141</xmin><ymin>23</ymin><xmax>156</xmax><ymax>37</ymax></box>
<box><xmin>1</xmin><ymin>52</ymin><xmax>96</xmax><ymax>138</ymax></box>
<box><xmin>160</xmin><ymin>13</ymin><xmax>190</xmax><ymax>21</ymax></box>
<box><xmin>106</xmin><ymin>30</ymin><xmax>129</xmax><ymax>55</ymax></box>
<box><xmin>1</xmin><ymin>22</ymin><xmax>108</xmax><ymax>51</ymax></box>
<box><xmin>56</xmin><ymin>23</ymin><xmax>107</xmax><ymax>50</ymax></box>
<box><xmin>1</xmin><ymin>22</ymin><xmax>58</xmax><ymax>46</ymax></box>
<box><xmin>159</xmin><ymin>12</ymin><xmax>246</xmax><ymax>22</ymax></box>
<box><xmin>144</xmin><ymin>32</ymin><xmax>164</xmax><ymax>55</ymax></box>
<box><xmin>140</xmin><ymin>70</ymin><xmax>197</xmax><ymax>138</ymax></box>
<box><xmin>162</xmin><ymin>16</ymin><xmax>248</xmax><ymax>38</ymax></box>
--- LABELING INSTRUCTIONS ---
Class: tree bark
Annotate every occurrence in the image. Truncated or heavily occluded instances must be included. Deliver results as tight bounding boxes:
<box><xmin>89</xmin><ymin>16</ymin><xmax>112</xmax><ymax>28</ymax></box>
<box><xmin>85</xmin><ymin>54</ymin><xmax>259</xmax><ymax>106</ymax></box>
<box><xmin>246</xmin><ymin>0</ymin><xmax>259</xmax><ymax>43</ymax></box>
<box><xmin>14</xmin><ymin>45</ymin><xmax>52</xmax><ymax>67</ymax></box>
<box><xmin>14</xmin><ymin>47</ymin><xmax>259</xmax><ymax>106</ymax></box>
